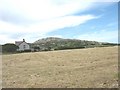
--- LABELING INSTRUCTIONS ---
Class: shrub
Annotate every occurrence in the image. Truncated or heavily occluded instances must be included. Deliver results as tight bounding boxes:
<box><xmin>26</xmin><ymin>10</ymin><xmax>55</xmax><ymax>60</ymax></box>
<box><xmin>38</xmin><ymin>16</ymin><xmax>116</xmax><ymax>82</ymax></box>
<box><xmin>2</xmin><ymin>43</ymin><xmax>18</xmax><ymax>53</ymax></box>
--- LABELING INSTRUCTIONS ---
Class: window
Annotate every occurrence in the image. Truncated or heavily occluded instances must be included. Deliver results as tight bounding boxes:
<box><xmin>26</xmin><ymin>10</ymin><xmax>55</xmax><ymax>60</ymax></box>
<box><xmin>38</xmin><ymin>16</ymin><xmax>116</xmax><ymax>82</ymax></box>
<box><xmin>23</xmin><ymin>45</ymin><xmax>26</xmax><ymax>49</ymax></box>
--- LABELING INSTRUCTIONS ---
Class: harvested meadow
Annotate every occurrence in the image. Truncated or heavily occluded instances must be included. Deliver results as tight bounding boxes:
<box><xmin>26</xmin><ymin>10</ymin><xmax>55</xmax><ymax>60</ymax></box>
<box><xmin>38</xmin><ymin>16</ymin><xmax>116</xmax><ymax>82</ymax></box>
<box><xmin>2</xmin><ymin>46</ymin><xmax>118</xmax><ymax>88</ymax></box>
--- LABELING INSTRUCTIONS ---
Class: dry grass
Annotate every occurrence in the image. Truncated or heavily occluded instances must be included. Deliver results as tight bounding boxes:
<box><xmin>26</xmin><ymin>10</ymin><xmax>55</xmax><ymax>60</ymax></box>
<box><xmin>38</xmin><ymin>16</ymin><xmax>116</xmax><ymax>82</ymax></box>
<box><xmin>2</xmin><ymin>46</ymin><xmax>118</xmax><ymax>88</ymax></box>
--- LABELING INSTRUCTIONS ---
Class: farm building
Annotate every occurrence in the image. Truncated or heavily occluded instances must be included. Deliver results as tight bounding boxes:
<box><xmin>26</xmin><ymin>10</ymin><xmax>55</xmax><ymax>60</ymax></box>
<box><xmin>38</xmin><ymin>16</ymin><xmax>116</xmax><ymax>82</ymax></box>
<box><xmin>15</xmin><ymin>39</ymin><xmax>31</xmax><ymax>51</ymax></box>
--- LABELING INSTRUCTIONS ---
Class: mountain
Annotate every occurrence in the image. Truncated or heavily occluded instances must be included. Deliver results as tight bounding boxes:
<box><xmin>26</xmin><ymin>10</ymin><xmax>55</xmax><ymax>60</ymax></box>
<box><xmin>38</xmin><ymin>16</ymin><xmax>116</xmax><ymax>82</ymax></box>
<box><xmin>32</xmin><ymin>37</ymin><xmax>112</xmax><ymax>51</ymax></box>
<box><xmin>34</xmin><ymin>37</ymin><xmax>63</xmax><ymax>44</ymax></box>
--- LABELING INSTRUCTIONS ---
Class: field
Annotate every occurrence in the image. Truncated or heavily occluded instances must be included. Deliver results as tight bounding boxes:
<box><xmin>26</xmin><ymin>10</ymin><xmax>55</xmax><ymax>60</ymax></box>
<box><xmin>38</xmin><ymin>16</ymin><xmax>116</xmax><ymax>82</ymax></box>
<box><xmin>2</xmin><ymin>46</ymin><xmax>118</xmax><ymax>88</ymax></box>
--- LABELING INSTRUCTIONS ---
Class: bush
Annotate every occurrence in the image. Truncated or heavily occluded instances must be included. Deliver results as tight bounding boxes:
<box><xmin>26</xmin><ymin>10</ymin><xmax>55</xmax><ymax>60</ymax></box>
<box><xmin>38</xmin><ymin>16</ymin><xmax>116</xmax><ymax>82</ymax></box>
<box><xmin>2</xmin><ymin>43</ymin><xmax>18</xmax><ymax>53</ymax></box>
<box><xmin>24</xmin><ymin>49</ymin><xmax>31</xmax><ymax>52</ymax></box>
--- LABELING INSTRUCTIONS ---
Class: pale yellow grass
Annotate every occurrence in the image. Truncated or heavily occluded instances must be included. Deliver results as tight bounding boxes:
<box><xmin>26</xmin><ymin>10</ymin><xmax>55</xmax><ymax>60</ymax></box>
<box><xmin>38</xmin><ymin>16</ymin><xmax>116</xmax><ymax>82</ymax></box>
<box><xmin>2</xmin><ymin>46</ymin><xmax>118</xmax><ymax>88</ymax></box>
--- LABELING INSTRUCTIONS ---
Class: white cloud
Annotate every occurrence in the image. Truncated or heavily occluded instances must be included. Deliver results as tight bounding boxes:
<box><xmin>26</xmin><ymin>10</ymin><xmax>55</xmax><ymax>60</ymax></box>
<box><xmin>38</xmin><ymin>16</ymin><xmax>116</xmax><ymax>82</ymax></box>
<box><xmin>0</xmin><ymin>0</ymin><xmax>115</xmax><ymax>44</ymax></box>
<box><xmin>28</xmin><ymin>15</ymin><xmax>98</xmax><ymax>33</ymax></box>
<box><xmin>0</xmin><ymin>0</ymin><xmax>95</xmax><ymax>21</ymax></box>
<box><xmin>0</xmin><ymin>35</ymin><xmax>15</xmax><ymax>44</ymax></box>
<box><xmin>94</xmin><ymin>0</ymin><xmax>119</xmax><ymax>2</ymax></box>
<box><xmin>76</xmin><ymin>30</ymin><xmax>118</xmax><ymax>43</ymax></box>
<box><xmin>0</xmin><ymin>21</ymin><xmax>24</xmax><ymax>33</ymax></box>
<box><xmin>0</xmin><ymin>14</ymin><xmax>98</xmax><ymax>44</ymax></box>
<box><xmin>83</xmin><ymin>0</ymin><xmax>119</xmax><ymax>2</ymax></box>
<box><xmin>0</xmin><ymin>15</ymin><xmax>98</xmax><ymax>33</ymax></box>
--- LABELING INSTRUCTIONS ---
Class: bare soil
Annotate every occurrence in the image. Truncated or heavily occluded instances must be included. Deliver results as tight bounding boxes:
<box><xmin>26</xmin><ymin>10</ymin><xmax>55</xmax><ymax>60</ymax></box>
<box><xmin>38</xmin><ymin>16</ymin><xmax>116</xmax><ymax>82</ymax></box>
<box><xmin>2</xmin><ymin>46</ymin><xmax>118</xmax><ymax>88</ymax></box>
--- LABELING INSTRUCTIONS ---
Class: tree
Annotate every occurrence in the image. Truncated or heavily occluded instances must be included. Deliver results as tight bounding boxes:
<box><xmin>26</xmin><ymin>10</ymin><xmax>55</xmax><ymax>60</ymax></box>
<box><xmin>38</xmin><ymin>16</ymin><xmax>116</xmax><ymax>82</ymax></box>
<box><xmin>2</xmin><ymin>43</ymin><xmax>18</xmax><ymax>53</ymax></box>
<box><xmin>33</xmin><ymin>46</ymin><xmax>40</xmax><ymax>51</ymax></box>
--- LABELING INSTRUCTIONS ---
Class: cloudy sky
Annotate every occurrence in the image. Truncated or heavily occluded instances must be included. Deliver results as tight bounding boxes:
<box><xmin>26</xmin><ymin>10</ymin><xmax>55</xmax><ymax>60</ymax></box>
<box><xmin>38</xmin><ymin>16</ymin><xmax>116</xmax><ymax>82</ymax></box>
<box><xmin>0</xmin><ymin>0</ymin><xmax>118</xmax><ymax>44</ymax></box>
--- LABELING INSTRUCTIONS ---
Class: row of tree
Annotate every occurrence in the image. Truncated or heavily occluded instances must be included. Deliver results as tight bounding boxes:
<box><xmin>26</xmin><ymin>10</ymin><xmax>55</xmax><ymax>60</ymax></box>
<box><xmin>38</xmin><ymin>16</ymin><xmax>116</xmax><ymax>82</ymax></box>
<box><xmin>1</xmin><ymin>40</ymin><xmax>118</xmax><ymax>53</ymax></box>
<box><xmin>2</xmin><ymin>44</ymin><xmax>18</xmax><ymax>53</ymax></box>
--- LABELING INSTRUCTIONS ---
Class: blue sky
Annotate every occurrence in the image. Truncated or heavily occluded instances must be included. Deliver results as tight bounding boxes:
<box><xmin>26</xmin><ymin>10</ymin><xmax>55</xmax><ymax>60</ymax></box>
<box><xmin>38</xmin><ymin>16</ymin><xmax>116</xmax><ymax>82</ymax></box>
<box><xmin>0</xmin><ymin>0</ymin><xmax>118</xmax><ymax>44</ymax></box>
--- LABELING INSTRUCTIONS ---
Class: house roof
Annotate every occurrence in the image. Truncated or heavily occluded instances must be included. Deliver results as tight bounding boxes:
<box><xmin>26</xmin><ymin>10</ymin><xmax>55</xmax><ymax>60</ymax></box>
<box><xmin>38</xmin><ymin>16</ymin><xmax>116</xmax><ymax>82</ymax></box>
<box><xmin>15</xmin><ymin>41</ymin><xmax>23</xmax><ymax>46</ymax></box>
<box><xmin>15</xmin><ymin>41</ymin><xmax>29</xmax><ymax>46</ymax></box>
<box><xmin>15</xmin><ymin>39</ymin><xmax>30</xmax><ymax>46</ymax></box>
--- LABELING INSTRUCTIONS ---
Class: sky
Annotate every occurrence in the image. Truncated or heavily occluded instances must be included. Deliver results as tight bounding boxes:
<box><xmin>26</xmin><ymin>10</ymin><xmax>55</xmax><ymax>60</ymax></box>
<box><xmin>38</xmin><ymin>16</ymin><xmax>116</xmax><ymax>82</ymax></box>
<box><xmin>0</xmin><ymin>0</ymin><xmax>119</xmax><ymax>44</ymax></box>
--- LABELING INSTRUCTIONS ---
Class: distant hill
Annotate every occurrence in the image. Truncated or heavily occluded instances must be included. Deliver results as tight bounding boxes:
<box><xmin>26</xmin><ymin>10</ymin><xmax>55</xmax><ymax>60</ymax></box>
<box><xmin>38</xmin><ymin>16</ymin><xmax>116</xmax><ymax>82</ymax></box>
<box><xmin>34</xmin><ymin>37</ymin><xmax>63</xmax><ymax>44</ymax></box>
<box><xmin>31</xmin><ymin>37</ymin><xmax>117</xmax><ymax>51</ymax></box>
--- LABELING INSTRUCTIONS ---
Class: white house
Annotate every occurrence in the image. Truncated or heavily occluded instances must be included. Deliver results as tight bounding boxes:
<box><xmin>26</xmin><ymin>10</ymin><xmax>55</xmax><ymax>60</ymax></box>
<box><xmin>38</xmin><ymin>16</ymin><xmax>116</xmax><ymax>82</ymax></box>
<box><xmin>15</xmin><ymin>39</ymin><xmax>30</xmax><ymax>51</ymax></box>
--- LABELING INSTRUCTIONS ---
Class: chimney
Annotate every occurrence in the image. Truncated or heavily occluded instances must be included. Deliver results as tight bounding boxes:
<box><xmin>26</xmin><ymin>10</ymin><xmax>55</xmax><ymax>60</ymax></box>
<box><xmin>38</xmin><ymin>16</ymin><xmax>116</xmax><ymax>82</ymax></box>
<box><xmin>23</xmin><ymin>39</ymin><xmax>25</xmax><ymax>42</ymax></box>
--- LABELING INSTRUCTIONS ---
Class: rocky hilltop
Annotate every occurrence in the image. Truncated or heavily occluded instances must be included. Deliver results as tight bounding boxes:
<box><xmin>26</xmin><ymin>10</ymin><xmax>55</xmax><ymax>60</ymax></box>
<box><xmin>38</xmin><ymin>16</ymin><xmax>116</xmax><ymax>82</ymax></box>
<box><xmin>32</xmin><ymin>37</ymin><xmax>111</xmax><ymax>51</ymax></box>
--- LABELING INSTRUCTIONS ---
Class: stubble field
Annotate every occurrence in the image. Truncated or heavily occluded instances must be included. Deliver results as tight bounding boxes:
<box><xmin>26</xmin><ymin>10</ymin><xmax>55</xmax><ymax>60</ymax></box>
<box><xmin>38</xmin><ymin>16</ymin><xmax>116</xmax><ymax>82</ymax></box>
<box><xmin>2</xmin><ymin>46</ymin><xmax>118</xmax><ymax>88</ymax></box>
